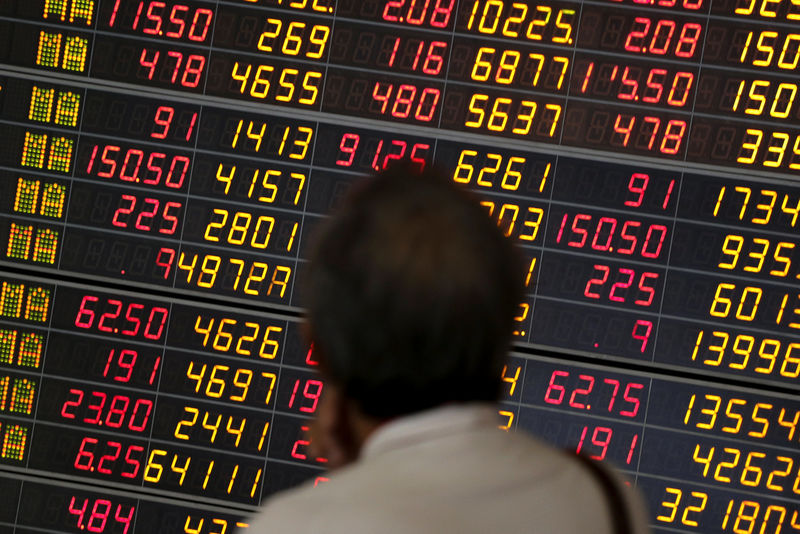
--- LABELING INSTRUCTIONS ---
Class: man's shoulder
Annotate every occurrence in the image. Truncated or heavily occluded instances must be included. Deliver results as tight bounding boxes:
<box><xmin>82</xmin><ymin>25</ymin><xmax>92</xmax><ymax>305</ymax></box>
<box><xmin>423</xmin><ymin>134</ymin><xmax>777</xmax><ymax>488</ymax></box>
<box><xmin>245</xmin><ymin>407</ymin><xmax>651</xmax><ymax>533</ymax></box>
<box><xmin>246</xmin><ymin>463</ymin><xmax>369</xmax><ymax>532</ymax></box>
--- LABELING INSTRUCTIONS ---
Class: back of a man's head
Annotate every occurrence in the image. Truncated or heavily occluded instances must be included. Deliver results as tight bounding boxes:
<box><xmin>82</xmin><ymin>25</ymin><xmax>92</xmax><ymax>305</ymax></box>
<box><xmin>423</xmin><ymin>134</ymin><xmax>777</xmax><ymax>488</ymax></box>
<box><xmin>305</xmin><ymin>164</ymin><xmax>524</xmax><ymax>419</ymax></box>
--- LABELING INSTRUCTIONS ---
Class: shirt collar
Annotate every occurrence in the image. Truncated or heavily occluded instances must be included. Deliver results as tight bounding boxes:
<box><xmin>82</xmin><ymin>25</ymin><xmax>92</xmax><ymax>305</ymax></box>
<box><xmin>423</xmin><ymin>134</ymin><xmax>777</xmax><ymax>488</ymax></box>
<box><xmin>360</xmin><ymin>403</ymin><xmax>500</xmax><ymax>459</ymax></box>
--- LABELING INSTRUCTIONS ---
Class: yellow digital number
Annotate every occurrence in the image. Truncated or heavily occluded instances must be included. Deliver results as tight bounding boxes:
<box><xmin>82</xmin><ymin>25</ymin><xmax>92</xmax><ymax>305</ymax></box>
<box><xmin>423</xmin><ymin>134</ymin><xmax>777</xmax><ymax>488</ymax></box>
<box><xmin>657</xmin><ymin>487</ymin><xmax>682</xmax><ymax>522</ymax></box>
<box><xmin>656</xmin><ymin>487</ymin><xmax>707</xmax><ymax>526</ymax></box>
<box><xmin>206</xmin><ymin>365</ymin><xmax>228</xmax><ymax>397</ymax></box>
<box><xmin>231</xmin><ymin>62</ymin><xmax>321</xmax><ymax>105</ymax></box>
<box><xmin>226</xmin><ymin>416</ymin><xmax>246</xmax><ymax>447</ymax></box>
<box><xmin>741</xmin><ymin>451</ymin><xmax>765</xmax><ymax>486</ymax></box>
<box><xmin>498</xmin><ymin>410</ymin><xmax>514</xmax><ymax>430</ymax></box>
<box><xmin>512</xmin><ymin>100</ymin><xmax>536</xmax><ymax>135</ymax></box>
<box><xmin>230</xmin><ymin>369</ymin><xmax>253</xmax><ymax>402</ymax></box>
<box><xmin>709</xmin><ymin>283</ymin><xmax>763</xmax><ymax>321</ymax></box>
<box><xmin>502</xmin><ymin>3</ymin><xmax>526</xmax><ymax>37</ymax></box>
<box><xmin>179</xmin><ymin>254</ymin><xmax>291</xmax><ymax>297</ymax></box>
<box><xmin>526</xmin><ymin>6</ymin><xmax>551</xmax><ymax>41</ymax></box>
<box><xmin>714</xmin><ymin>447</ymin><xmax>740</xmax><ymax>483</ymax></box>
<box><xmin>307</xmin><ymin>25</ymin><xmax>330</xmax><ymax>58</ymax></box>
<box><xmin>519</xmin><ymin>207</ymin><xmax>544</xmax><ymax>241</ymax></box>
<box><xmin>552</xmin><ymin>9</ymin><xmax>574</xmax><ymax>43</ymax></box>
<box><xmin>500</xmin><ymin>364</ymin><xmax>520</xmax><ymax>396</ymax></box>
<box><xmin>283</xmin><ymin>22</ymin><xmax>304</xmax><ymax>55</ymax></box>
<box><xmin>171</xmin><ymin>454</ymin><xmax>191</xmax><ymax>485</ymax></box>
<box><xmin>261</xmin><ymin>372</ymin><xmax>277</xmax><ymax>405</ymax></box>
<box><xmin>765</xmin><ymin>132</ymin><xmax>790</xmax><ymax>167</ymax></box>
<box><xmin>453</xmin><ymin>150</ymin><xmax>529</xmax><ymax>191</ymax></box>
<box><xmin>213</xmin><ymin>319</ymin><xmax>235</xmax><ymax>351</ymax></box>
<box><xmin>497</xmin><ymin>50</ymin><xmax>520</xmax><ymax>84</ymax></box>
<box><xmin>144</xmin><ymin>449</ymin><xmax>167</xmax><ymax>482</ymax></box>
<box><xmin>257</xmin><ymin>19</ymin><xmax>282</xmax><ymax>53</ymax></box>
<box><xmin>202</xmin><ymin>209</ymin><xmax>280</xmax><ymax>250</ymax></box>
<box><xmin>193</xmin><ymin>316</ymin><xmax>283</xmax><ymax>359</ymax></box>
<box><xmin>471</xmin><ymin>47</ymin><xmax>493</xmax><ymax>81</ymax></box>
<box><xmin>719</xmin><ymin>235</ymin><xmax>744</xmax><ymax>269</ymax></box>
<box><xmin>259</xmin><ymin>325</ymin><xmax>283</xmax><ymax>359</ymax></box>
<box><xmin>766</xmin><ymin>457</ymin><xmax>793</xmax><ymax>491</ymax></box>
<box><xmin>728</xmin><ymin>335</ymin><xmax>752</xmax><ymax>369</ymax></box>
<box><xmin>174</xmin><ymin>406</ymin><xmax>199</xmax><ymax>440</ymax></box>
<box><xmin>257</xmin><ymin>19</ymin><xmax>329</xmax><ymax>59</ymax></box>
<box><xmin>722</xmin><ymin>398</ymin><xmax>746</xmax><ymax>433</ymax></box>
<box><xmin>693</xmin><ymin>330</ymin><xmax>800</xmax><ymax>378</ymax></box>
<box><xmin>738</xmin><ymin>129</ymin><xmax>763</xmax><ymax>164</ymax></box>
<box><xmin>466</xmin><ymin>94</ymin><xmax>488</xmax><ymax>127</ymax></box>
<box><xmin>216</xmin><ymin>164</ymin><xmax>235</xmax><ymax>194</ymax></box>
<box><xmin>201</xmin><ymin>411</ymin><xmax>222</xmax><ymax>442</ymax></box>
<box><xmin>197</xmin><ymin>255</ymin><xmax>221</xmax><ymax>287</ymax></box>
<box><xmin>465</xmin><ymin>94</ymin><xmax>559</xmax><ymax>136</ymax></box>
<box><xmin>478</xmin><ymin>153</ymin><xmax>502</xmax><ymax>186</ymax></box>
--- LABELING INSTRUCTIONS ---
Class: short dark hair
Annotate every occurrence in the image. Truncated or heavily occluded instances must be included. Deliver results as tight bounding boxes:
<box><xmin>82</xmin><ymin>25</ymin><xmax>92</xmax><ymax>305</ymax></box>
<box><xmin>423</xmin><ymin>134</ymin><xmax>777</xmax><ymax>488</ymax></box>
<box><xmin>304</xmin><ymin>164</ymin><xmax>524</xmax><ymax>419</ymax></box>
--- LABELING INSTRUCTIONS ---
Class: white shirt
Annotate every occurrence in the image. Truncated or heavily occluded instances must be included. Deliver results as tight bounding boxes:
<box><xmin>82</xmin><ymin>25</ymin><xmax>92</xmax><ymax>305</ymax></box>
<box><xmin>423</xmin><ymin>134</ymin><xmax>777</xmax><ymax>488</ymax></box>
<box><xmin>246</xmin><ymin>404</ymin><xmax>651</xmax><ymax>533</ymax></box>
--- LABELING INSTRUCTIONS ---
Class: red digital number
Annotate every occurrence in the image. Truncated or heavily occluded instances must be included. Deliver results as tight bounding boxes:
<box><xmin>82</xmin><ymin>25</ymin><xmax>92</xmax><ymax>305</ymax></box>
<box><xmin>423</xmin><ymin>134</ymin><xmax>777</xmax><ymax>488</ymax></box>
<box><xmin>632</xmin><ymin>319</ymin><xmax>653</xmax><ymax>353</ymax></box>
<box><xmin>576</xmin><ymin>425</ymin><xmax>613</xmax><ymax>460</ymax></box>
<box><xmin>616</xmin><ymin>67</ymin><xmax>694</xmax><ymax>107</ymax></box>
<box><xmin>371</xmin><ymin>82</ymin><xmax>440</xmax><ymax>122</ymax></box>
<box><xmin>382</xmin><ymin>0</ymin><xmax>455</xmax><ymax>27</ymax></box>
<box><xmin>61</xmin><ymin>389</ymin><xmax>84</xmax><ymax>419</ymax></box>
<box><xmin>85</xmin><ymin>144</ymin><xmax>190</xmax><ymax>188</ymax></box>
<box><xmin>74</xmin><ymin>296</ymin><xmax>169</xmax><ymax>341</ymax></box>
<box><xmin>555</xmin><ymin>213</ymin><xmax>668</xmax><ymax>259</ymax></box>
<box><xmin>111</xmin><ymin>194</ymin><xmax>181</xmax><ymax>235</ymax></box>
<box><xmin>139</xmin><ymin>48</ymin><xmax>206</xmax><ymax>88</ymax></box>
<box><xmin>68</xmin><ymin>496</ymin><xmax>135</xmax><ymax>534</ymax></box>
<box><xmin>151</xmin><ymin>106</ymin><xmax>198</xmax><ymax>142</ymax></box>
<box><xmin>61</xmin><ymin>389</ymin><xmax>154</xmax><ymax>432</ymax></box>
<box><xmin>612</xmin><ymin>0</ymin><xmax>703</xmax><ymax>9</ymax></box>
<box><xmin>287</xmin><ymin>379</ymin><xmax>324</xmax><ymax>413</ymax></box>
<box><xmin>584</xmin><ymin>265</ymin><xmax>659</xmax><ymax>307</ymax></box>
<box><xmin>336</xmin><ymin>133</ymin><xmax>360</xmax><ymax>166</ymax></box>
<box><xmin>543</xmin><ymin>370</ymin><xmax>645</xmax><ymax>418</ymax></box>
<box><xmin>623</xmin><ymin>18</ymin><xmax>702</xmax><ymax>58</ymax></box>
<box><xmin>612</xmin><ymin>114</ymin><xmax>687</xmax><ymax>154</ymax></box>
<box><xmin>387</xmin><ymin>38</ymin><xmax>447</xmax><ymax>75</ymax></box>
<box><xmin>291</xmin><ymin>424</ymin><xmax>328</xmax><ymax>463</ymax></box>
<box><xmin>335</xmin><ymin>133</ymin><xmax>429</xmax><ymax>172</ymax></box>
<box><xmin>625</xmin><ymin>173</ymin><xmax>675</xmax><ymax>210</ymax></box>
<box><xmin>576</xmin><ymin>426</ymin><xmax>640</xmax><ymax>465</ymax></box>
<box><xmin>305</xmin><ymin>344</ymin><xmax>319</xmax><ymax>366</ymax></box>
<box><xmin>74</xmin><ymin>437</ymin><xmax>144</xmax><ymax>478</ymax></box>
<box><xmin>103</xmin><ymin>348</ymin><xmax>160</xmax><ymax>385</ymax></box>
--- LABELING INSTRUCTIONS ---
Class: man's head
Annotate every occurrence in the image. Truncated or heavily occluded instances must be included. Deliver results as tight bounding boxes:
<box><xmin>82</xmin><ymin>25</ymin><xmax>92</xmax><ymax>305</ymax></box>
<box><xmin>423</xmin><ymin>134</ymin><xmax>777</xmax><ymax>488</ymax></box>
<box><xmin>305</xmin><ymin>164</ymin><xmax>524</xmax><ymax>423</ymax></box>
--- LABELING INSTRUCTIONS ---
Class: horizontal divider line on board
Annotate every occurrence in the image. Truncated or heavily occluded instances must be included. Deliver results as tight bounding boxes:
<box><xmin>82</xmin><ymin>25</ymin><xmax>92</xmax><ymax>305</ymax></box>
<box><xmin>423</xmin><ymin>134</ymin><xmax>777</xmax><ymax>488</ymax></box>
<box><xmin>0</xmin><ymin>264</ymin><xmax>304</xmax><ymax>321</ymax></box>
<box><xmin>2</xmin><ymin>64</ymin><xmax>798</xmax><ymax>187</ymax></box>
<box><xmin>634</xmin><ymin>470</ymin><xmax>800</xmax><ymax>506</ymax></box>
<box><xmin>2</xmin><ymin>264</ymin><xmax>797</xmax><ymax>400</ymax></box>
<box><xmin>576</xmin><ymin>0</ymin><xmax>800</xmax><ymax>31</ymax></box>
<box><xmin>0</xmin><ymin>464</ymin><xmax>260</xmax><ymax>514</ymax></box>
<box><xmin>25</xmin><ymin>416</ymin><xmax>311</xmax><ymax>463</ymax></box>
<box><xmin>511</xmin><ymin>341</ymin><xmax>800</xmax><ymax>398</ymax></box>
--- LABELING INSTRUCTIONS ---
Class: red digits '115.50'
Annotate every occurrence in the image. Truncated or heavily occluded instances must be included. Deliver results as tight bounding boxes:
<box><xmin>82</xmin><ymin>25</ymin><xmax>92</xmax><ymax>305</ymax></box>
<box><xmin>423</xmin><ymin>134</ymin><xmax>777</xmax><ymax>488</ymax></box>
<box><xmin>108</xmin><ymin>1</ymin><xmax>214</xmax><ymax>43</ymax></box>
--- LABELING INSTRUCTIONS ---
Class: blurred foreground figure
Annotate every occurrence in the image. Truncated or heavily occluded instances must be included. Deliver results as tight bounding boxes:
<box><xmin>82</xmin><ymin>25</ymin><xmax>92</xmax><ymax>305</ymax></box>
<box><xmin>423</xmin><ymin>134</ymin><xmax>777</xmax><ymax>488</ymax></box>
<box><xmin>247</xmin><ymin>165</ymin><xmax>650</xmax><ymax>533</ymax></box>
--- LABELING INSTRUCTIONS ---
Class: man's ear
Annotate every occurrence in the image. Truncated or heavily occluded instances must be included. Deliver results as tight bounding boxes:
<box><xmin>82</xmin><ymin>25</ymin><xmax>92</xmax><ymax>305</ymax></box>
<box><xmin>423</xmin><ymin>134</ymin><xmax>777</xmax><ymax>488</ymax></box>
<box><xmin>309</xmin><ymin>382</ymin><xmax>360</xmax><ymax>468</ymax></box>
